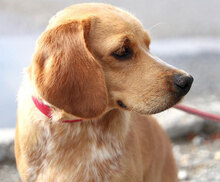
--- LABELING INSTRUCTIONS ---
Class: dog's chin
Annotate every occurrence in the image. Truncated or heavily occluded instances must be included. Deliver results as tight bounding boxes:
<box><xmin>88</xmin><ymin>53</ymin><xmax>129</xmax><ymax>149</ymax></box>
<box><xmin>131</xmin><ymin>96</ymin><xmax>184</xmax><ymax>115</ymax></box>
<box><xmin>145</xmin><ymin>104</ymin><xmax>174</xmax><ymax>115</ymax></box>
<box><xmin>133</xmin><ymin>106</ymin><xmax>170</xmax><ymax>115</ymax></box>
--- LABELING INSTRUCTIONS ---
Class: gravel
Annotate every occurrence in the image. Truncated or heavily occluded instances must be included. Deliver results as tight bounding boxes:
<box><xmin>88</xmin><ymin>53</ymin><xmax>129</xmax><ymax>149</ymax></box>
<box><xmin>0</xmin><ymin>163</ymin><xmax>20</xmax><ymax>182</ymax></box>
<box><xmin>1</xmin><ymin>139</ymin><xmax>220</xmax><ymax>182</ymax></box>
<box><xmin>174</xmin><ymin>139</ymin><xmax>220</xmax><ymax>182</ymax></box>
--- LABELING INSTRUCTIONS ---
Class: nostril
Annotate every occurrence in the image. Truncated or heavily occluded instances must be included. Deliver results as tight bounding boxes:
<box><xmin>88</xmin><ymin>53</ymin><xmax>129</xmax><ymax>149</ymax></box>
<box><xmin>175</xmin><ymin>76</ymin><xmax>186</xmax><ymax>88</ymax></box>
<box><xmin>174</xmin><ymin>74</ymin><xmax>193</xmax><ymax>95</ymax></box>
<box><xmin>174</xmin><ymin>75</ymin><xmax>193</xmax><ymax>88</ymax></box>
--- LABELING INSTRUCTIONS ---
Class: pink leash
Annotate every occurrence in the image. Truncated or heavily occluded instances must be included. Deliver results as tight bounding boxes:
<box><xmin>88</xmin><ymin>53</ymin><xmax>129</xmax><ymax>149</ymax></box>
<box><xmin>174</xmin><ymin>104</ymin><xmax>220</xmax><ymax>123</ymax></box>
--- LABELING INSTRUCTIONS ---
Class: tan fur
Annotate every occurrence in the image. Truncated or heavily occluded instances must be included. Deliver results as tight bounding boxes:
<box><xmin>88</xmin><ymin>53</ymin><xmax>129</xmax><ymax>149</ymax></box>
<box><xmin>14</xmin><ymin>3</ymin><xmax>190</xmax><ymax>182</ymax></box>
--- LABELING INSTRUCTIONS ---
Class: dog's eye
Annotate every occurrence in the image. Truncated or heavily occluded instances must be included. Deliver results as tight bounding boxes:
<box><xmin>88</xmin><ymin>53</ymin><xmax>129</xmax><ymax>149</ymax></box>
<box><xmin>111</xmin><ymin>47</ymin><xmax>133</xmax><ymax>60</ymax></box>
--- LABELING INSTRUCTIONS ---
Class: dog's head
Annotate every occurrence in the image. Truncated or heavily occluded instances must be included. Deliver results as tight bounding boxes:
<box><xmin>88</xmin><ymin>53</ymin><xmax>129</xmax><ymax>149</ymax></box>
<box><xmin>30</xmin><ymin>3</ymin><xmax>193</xmax><ymax>119</ymax></box>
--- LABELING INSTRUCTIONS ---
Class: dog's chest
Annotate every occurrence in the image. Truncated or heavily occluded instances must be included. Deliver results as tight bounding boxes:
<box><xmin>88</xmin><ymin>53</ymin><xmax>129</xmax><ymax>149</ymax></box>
<box><xmin>28</xmin><ymin>126</ymin><xmax>122</xmax><ymax>182</ymax></box>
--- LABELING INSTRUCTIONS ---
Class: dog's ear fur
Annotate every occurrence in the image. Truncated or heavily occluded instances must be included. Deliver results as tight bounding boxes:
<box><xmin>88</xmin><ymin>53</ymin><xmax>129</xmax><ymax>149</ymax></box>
<box><xmin>30</xmin><ymin>19</ymin><xmax>108</xmax><ymax>119</ymax></box>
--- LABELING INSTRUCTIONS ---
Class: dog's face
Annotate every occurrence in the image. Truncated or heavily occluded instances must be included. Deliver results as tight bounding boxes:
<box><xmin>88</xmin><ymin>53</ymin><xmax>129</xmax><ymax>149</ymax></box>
<box><xmin>31</xmin><ymin>3</ymin><xmax>193</xmax><ymax>119</ymax></box>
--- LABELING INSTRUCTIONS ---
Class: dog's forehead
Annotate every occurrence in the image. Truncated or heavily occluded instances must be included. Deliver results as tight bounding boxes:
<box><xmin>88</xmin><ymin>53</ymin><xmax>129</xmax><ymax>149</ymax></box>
<box><xmin>49</xmin><ymin>3</ymin><xmax>144</xmax><ymax>34</ymax></box>
<box><xmin>95</xmin><ymin>11</ymin><xmax>142</xmax><ymax>35</ymax></box>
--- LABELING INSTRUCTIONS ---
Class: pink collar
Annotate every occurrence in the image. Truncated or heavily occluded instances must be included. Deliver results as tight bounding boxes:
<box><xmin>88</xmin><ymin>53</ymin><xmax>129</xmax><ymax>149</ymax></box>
<box><xmin>32</xmin><ymin>96</ymin><xmax>83</xmax><ymax>123</ymax></box>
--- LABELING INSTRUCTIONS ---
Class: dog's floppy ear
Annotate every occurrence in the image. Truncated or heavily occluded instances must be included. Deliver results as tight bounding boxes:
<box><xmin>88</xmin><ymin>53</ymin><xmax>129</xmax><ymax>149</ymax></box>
<box><xmin>30</xmin><ymin>19</ymin><xmax>108</xmax><ymax>119</ymax></box>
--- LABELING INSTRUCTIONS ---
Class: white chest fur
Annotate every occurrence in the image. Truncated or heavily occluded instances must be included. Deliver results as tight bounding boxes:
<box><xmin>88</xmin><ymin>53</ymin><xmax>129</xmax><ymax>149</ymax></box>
<box><xmin>26</xmin><ymin>122</ymin><xmax>125</xmax><ymax>182</ymax></box>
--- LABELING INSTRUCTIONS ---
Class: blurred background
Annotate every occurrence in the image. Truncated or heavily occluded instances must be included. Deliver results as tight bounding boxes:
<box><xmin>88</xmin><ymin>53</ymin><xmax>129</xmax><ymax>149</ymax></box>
<box><xmin>0</xmin><ymin>0</ymin><xmax>220</xmax><ymax>182</ymax></box>
<box><xmin>1</xmin><ymin>0</ymin><xmax>220</xmax><ymax>128</ymax></box>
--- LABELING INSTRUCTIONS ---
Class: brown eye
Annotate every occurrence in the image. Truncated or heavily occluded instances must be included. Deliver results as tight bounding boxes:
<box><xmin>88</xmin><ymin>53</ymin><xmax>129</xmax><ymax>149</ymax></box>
<box><xmin>111</xmin><ymin>46</ymin><xmax>133</xmax><ymax>60</ymax></box>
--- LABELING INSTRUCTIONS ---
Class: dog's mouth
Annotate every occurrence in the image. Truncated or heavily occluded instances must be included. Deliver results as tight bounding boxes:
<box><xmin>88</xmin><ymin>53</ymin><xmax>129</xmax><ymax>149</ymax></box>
<box><xmin>117</xmin><ymin>100</ymin><xmax>128</xmax><ymax>109</ymax></box>
<box><xmin>116</xmin><ymin>92</ymin><xmax>184</xmax><ymax>115</ymax></box>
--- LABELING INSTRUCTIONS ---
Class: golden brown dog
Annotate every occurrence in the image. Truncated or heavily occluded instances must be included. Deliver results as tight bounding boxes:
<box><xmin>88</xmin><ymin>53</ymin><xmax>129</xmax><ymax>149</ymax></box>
<box><xmin>15</xmin><ymin>3</ymin><xmax>193</xmax><ymax>182</ymax></box>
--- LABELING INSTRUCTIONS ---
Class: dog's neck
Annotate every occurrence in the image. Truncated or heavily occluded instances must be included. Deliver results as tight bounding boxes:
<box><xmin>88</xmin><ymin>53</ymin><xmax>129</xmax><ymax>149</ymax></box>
<box><xmin>47</xmin><ymin>108</ymin><xmax>131</xmax><ymax>145</ymax></box>
<box><xmin>30</xmin><ymin>96</ymin><xmax>131</xmax><ymax>146</ymax></box>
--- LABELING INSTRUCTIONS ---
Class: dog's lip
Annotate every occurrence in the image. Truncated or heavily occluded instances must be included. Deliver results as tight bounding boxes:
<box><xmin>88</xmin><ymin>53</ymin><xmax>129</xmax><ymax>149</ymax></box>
<box><xmin>125</xmin><ymin>93</ymin><xmax>184</xmax><ymax>115</ymax></box>
<box><xmin>117</xmin><ymin>100</ymin><xmax>128</xmax><ymax>109</ymax></box>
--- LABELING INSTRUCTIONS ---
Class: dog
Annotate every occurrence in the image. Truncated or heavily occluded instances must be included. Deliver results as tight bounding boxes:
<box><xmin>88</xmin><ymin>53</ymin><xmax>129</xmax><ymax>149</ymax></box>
<box><xmin>15</xmin><ymin>3</ymin><xmax>193</xmax><ymax>182</ymax></box>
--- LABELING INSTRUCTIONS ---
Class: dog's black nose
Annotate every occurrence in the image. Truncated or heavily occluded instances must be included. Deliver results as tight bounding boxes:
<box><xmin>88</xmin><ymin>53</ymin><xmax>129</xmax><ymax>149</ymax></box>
<box><xmin>174</xmin><ymin>74</ymin><xmax>193</xmax><ymax>96</ymax></box>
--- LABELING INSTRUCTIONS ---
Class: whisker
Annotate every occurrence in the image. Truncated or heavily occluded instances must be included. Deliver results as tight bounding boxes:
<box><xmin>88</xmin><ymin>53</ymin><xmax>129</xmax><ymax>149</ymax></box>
<box><xmin>147</xmin><ymin>22</ymin><xmax>169</xmax><ymax>32</ymax></box>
